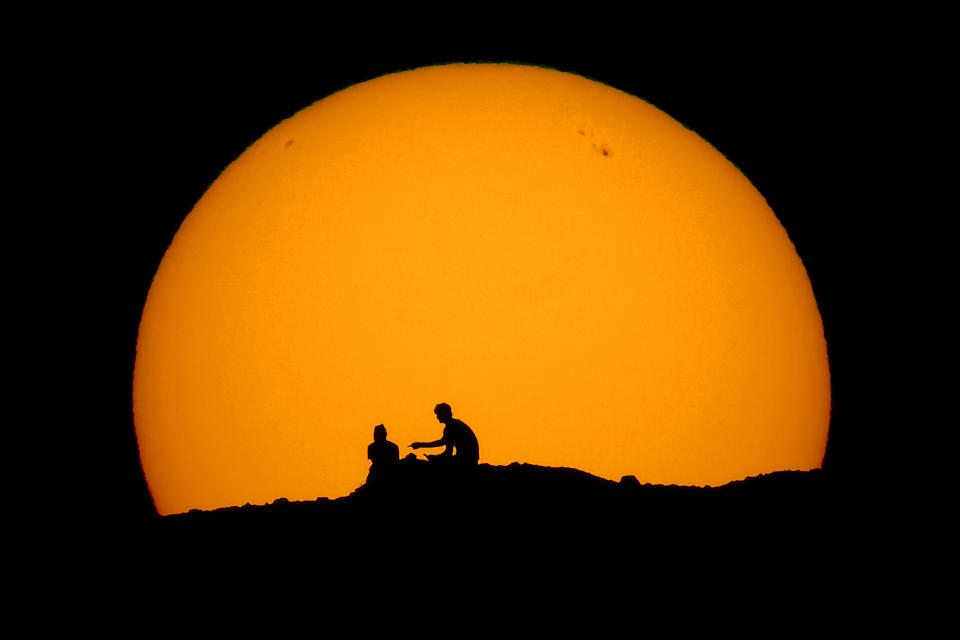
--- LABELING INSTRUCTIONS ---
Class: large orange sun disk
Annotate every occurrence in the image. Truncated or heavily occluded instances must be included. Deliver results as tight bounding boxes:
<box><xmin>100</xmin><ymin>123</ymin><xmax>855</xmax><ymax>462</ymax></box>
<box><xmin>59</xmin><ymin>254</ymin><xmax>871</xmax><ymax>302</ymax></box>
<box><xmin>134</xmin><ymin>64</ymin><xmax>830</xmax><ymax>515</ymax></box>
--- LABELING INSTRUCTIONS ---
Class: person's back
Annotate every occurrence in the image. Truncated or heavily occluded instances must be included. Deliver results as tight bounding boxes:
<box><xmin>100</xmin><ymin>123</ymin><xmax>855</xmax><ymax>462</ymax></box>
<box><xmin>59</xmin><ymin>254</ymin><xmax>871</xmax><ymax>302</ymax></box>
<box><xmin>368</xmin><ymin>439</ymin><xmax>400</xmax><ymax>466</ymax></box>
<box><xmin>367</xmin><ymin>424</ymin><xmax>399</xmax><ymax>483</ymax></box>
<box><xmin>442</xmin><ymin>418</ymin><xmax>479</xmax><ymax>466</ymax></box>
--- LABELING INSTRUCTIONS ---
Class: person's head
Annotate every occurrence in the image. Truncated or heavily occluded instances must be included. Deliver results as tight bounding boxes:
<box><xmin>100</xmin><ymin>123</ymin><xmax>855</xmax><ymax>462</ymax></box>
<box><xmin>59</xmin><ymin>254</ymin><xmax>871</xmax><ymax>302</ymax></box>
<box><xmin>373</xmin><ymin>424</ymin><xmax>387</xmax><ymax>442</ymax></box>
<box><xmin>434</xmin><ymin>403</ymin><xmax>453</xmax><ymax>423</ymax></box>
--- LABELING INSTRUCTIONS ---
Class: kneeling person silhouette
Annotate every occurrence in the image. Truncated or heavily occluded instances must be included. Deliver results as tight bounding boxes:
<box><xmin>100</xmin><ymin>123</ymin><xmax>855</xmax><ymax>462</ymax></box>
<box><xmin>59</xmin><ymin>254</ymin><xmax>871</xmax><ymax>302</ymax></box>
<box><xmin>367</xmin><ymin>424</ymin><xmax>399</xmax><ymax>484</ymax></box>
<box><xmin>410</xmin><ymin>403</ymin><xmax>479</xmax><ymax>468</ymax></box>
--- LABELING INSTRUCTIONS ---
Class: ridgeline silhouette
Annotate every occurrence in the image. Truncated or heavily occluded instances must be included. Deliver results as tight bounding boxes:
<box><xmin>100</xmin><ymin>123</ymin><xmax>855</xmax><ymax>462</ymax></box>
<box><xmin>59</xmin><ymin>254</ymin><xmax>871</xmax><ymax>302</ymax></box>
<box><xmin>164</xmin><ymin>460</ymin><xmax>832</xmax><ymax>540</ymax></box>
<box><xmin>154</xmin><ymin>404</ymin><xmax>844</xmax><ymax>565</ymax></box>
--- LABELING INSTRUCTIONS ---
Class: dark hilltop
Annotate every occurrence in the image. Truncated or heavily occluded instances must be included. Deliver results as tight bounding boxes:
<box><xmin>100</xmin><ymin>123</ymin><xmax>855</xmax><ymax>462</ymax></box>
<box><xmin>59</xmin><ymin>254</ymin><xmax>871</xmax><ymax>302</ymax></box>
<box><xmin>168</xmin><ymin>459</ymin><xmax>831</xmax><ymax>526</ymax></box>
<box><xmin>153</xmin><ymin>458</ymin><xmax>851</xmax><ymax>564</ymax></box>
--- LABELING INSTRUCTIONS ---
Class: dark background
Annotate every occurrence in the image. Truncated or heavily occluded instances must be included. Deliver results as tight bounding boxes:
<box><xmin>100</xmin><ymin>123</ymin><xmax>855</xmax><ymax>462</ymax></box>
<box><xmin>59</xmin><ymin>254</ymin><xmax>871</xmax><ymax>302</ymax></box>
<box><xmin>59</xmin><ymin>30</ymin><xmax>894</xmax><ymax>529</ymax></box>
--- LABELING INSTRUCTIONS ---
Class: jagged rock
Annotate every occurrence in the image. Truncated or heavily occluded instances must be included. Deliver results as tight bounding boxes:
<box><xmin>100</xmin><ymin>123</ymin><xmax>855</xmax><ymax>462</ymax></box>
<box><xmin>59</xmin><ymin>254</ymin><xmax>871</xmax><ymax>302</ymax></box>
<box><xmin>620</xmin><ymin>475</ymin><xmax>640</xmax><ymax>486</ymax></box>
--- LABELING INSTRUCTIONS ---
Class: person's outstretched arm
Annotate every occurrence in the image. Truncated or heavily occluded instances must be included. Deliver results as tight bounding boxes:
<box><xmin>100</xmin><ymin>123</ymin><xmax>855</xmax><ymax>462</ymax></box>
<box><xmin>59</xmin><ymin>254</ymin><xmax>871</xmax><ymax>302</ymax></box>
<box><xmin>410</xmin><ymin>439</ymin><xmax>444</xmax><ymax>449</ymax></box>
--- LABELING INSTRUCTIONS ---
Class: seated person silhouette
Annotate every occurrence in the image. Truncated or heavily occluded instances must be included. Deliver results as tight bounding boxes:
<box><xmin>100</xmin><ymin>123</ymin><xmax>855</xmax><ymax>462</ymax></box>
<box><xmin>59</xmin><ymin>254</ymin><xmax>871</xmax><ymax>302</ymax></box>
<box><xmin>410</xmin><ymin>403</ymin><xmax>479</xmax><ymax>469</ymax></box>
<box><xmin>367</xmin><ymin>424</ymin><xmax>399</xmax><ymax>484</ymax></box>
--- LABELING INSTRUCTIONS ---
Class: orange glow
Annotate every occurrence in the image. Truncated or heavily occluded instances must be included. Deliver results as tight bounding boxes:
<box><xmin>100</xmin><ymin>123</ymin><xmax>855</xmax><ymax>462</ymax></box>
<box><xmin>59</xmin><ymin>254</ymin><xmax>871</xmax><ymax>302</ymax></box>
<box><xmin>134</xmin><ymin>64</ymin><xmax>830</xmax><ymax>515</ymax></box>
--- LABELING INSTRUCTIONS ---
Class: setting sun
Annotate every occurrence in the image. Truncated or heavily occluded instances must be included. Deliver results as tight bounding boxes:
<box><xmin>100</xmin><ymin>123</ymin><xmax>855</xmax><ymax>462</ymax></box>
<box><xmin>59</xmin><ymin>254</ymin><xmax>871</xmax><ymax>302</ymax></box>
<box><xmin>133</xmin><ymin>63</ymin><xmax>830</xmax><ymax>515</ymax></box>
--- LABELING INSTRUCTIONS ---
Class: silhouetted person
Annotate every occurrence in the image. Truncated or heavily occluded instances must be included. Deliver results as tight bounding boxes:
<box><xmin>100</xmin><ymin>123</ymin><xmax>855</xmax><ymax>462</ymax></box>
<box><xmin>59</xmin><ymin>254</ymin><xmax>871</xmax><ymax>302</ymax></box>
<box><xmin>367</xmin><ymin>424</ymin><xmax>399</xmax><ymax>484</ymax></box>
<box><xmin>410</xmin><ymin>403</ymin><xmax>479</xmax><ymax>468</ymax></box>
